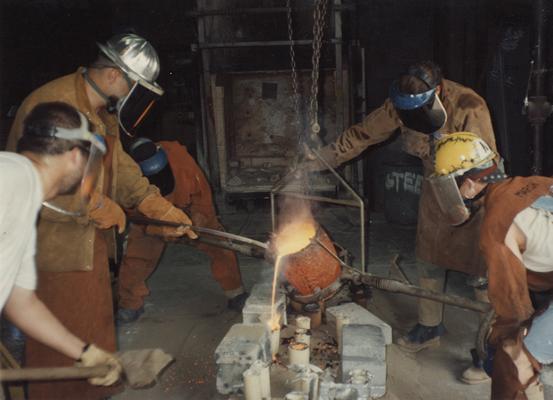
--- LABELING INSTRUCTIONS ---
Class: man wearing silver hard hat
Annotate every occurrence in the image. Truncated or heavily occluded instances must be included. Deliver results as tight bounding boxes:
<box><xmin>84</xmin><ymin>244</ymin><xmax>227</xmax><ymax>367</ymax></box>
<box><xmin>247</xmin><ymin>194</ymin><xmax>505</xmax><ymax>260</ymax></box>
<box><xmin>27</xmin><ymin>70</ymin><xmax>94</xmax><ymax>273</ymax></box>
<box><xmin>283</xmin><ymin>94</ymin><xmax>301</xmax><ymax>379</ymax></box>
<box><xmin>93</xmin><ymin>33</ymin><xmax>164</xmax><ymax>137</ymax></box>
<box><xmin>6</xmin><ymin>33</ymin><xmax>197</xmax><ymax>400</ymax></box>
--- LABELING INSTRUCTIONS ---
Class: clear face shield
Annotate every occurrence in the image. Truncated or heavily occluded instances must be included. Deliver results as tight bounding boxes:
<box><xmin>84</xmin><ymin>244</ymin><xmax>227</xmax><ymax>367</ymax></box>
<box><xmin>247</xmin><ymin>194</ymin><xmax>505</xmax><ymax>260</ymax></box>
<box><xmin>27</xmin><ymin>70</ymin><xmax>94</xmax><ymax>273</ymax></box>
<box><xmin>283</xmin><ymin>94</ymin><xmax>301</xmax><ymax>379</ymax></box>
<box><xmin>42</xmin><ymin>113</ymin><xmax>107</xmax><ymax>216</ymax></box>
<box><xmin>389</xmin><ymin>81</ymin><xmax>447</xmax><ymax>134</ymax></box>
<box><xmin>117</xmin><ymin>79</ymin><xmax>163</xmax><ymax>137</ymax></box>
<box><xmin>428</xmin><ymin>174</ymin><xmax>471</xmax><ymax>226</ymax></box>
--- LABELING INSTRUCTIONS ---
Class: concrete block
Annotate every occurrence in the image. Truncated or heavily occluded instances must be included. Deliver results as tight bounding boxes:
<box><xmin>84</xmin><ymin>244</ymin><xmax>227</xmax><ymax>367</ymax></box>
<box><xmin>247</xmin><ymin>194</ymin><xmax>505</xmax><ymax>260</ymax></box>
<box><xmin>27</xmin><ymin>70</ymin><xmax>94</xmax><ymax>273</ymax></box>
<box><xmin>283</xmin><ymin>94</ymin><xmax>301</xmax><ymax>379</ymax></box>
<box><xmin>319</xmin><ymin>379</ymin><xmax>371</xmax><ymax>400</ymax></box>
<box><xmin>242</xmin><ymin>283</ymin><xmax>287</xmax><ymax>326</ymax></box>
<box><xmin>341</xmin><ymin>325</ymin><xmax>386</xmax><ymax>397</ymax></box>
<box><xmin>215</xmin><ymin>323</ymin><xmax>271</xmax><ymax>394</ymax></box>
<box><xmin>326</xmin><ymin>302</ymin><xmax>392</xmax><ymax>345</ymax></box>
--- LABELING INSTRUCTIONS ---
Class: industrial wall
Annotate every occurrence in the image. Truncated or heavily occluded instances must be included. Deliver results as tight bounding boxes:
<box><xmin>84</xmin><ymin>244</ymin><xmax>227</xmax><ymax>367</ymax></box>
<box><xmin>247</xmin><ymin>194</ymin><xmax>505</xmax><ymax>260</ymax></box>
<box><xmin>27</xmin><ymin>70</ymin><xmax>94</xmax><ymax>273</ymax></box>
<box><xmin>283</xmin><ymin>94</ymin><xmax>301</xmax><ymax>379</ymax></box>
<box><xmin>0</xmin><ymin>0</ymin><xmax>549</xmax><ymax>205</ymax></box>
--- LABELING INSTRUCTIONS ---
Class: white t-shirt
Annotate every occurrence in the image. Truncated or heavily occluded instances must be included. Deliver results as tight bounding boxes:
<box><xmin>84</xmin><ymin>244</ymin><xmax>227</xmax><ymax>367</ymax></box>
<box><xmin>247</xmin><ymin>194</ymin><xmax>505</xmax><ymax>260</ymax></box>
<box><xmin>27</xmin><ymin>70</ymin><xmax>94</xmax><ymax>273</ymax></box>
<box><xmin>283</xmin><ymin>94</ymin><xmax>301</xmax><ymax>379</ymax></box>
<box><xmin>0</xmin><ymin>152</ymin><xmax>42</xmax><ymax>311</ymax></box>
<box><xmin>513</xmin><ymin>206</ymin><xmax>553</xmax><ymax>273</ymax></box>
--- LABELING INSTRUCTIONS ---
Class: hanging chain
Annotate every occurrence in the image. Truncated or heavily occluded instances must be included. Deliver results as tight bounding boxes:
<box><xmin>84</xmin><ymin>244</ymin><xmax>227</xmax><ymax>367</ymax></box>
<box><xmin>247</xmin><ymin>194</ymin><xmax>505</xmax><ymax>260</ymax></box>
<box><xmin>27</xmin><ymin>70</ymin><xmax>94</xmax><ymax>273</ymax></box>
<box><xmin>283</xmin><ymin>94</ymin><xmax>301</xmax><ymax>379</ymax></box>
<box><xmin>309</xmin><ymin>0</ymin><xmax>328</xmax><ymax>136</ymax></box>
<box><xmin>287</xmin><ymin>0</ymin><xmax>301</xmax><ymax>141</ymax></box>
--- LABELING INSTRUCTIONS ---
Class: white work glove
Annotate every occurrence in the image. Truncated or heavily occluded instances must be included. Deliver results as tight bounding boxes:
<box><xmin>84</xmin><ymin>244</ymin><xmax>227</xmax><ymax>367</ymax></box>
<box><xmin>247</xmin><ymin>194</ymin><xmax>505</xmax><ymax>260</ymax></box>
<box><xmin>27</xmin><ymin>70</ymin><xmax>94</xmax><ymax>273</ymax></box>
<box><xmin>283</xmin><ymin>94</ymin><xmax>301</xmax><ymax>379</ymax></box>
<box><xmin>78</xmin><ymin>344</ymin><xmax>123</xmax><ymax>386</ymax></box>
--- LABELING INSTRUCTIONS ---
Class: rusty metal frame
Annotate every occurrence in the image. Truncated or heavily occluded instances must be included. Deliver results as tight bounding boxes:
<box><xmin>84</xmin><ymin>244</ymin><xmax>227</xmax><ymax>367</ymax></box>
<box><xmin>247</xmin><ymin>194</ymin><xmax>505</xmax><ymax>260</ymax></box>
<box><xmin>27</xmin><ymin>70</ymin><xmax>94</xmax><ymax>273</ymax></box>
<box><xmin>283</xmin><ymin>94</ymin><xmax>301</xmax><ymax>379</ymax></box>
<box><xmin>193</xmin><ymin>1</ymin><xmax>352</xmax><ymax>193</ymax></box>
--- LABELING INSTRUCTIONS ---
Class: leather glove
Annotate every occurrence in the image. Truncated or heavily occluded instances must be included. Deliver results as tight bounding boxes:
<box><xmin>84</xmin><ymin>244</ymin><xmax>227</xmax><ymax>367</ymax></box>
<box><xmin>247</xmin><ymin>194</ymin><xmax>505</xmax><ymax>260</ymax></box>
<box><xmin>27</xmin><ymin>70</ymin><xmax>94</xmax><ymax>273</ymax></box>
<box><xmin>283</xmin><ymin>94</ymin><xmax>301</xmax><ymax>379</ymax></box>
<box><xmin>78</xmin><ymin>344</ymin><xmax>123</xmax><ymax>386</ymax></box>
<box><xmin>137</xmin><ymin>194</ymin><xmax>198</xmax><ymax>239</ymax></box>
<box><xmin>88</xmin><ymin>192</ymin><xmax>126</xmax><ymax>234</ymax></box>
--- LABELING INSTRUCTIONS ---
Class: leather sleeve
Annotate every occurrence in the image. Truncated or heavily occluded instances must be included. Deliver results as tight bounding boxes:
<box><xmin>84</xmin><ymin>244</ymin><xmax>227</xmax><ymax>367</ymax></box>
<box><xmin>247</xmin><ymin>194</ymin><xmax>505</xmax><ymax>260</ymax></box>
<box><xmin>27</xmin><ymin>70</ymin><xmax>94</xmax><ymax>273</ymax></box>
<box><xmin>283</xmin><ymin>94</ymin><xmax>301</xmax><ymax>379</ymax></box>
<box><xmin>457</xmin><ymin>94</ymin><xmax>499</xmax><ymax>153</ymax></box>
<box><xmin>113</xmin><ymin>140</ymin><xmax>159</xmax><ymax>209</ymax></box>
<box><xmin>317</xmin><ymin>98</ymin><xmax>401</xmax><ymax>168</ymax></box>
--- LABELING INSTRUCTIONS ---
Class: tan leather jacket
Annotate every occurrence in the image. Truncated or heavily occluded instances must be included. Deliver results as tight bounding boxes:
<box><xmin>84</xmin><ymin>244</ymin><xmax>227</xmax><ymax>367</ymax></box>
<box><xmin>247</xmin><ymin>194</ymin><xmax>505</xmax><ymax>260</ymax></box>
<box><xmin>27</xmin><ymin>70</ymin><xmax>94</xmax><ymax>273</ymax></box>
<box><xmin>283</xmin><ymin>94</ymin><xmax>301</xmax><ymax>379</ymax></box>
<box><xmin>318</xmin><ymin>79</ymin><xmax>498</xmax><ymax>275</ymax></box>
<box><xmin>7</xmin><ymin>68</ymin><xmax>158</xmax><ymax>271</ymax></box>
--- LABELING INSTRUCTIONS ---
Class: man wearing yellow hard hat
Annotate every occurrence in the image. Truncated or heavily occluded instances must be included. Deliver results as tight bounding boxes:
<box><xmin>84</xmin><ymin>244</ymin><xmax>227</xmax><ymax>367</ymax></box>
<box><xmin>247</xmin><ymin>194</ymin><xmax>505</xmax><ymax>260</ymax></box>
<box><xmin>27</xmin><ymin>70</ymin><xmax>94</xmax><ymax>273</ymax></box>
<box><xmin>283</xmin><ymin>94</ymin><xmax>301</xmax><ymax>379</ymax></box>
<box><xmin>430</xmin><ymin>131</ymin><xmax>553</xmax><ymax>400</ymax></box>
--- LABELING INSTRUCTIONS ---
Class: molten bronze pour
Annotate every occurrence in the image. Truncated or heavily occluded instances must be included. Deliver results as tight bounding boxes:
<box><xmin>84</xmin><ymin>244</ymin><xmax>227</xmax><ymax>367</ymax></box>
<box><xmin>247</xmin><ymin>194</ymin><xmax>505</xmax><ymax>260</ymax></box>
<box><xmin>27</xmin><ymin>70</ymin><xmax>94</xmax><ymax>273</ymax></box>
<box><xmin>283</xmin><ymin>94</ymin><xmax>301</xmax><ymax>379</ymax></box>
<box><xmin>269</xmin><ymin>221</ymin><xmax>341</xmax><ymax>298</ymax></box>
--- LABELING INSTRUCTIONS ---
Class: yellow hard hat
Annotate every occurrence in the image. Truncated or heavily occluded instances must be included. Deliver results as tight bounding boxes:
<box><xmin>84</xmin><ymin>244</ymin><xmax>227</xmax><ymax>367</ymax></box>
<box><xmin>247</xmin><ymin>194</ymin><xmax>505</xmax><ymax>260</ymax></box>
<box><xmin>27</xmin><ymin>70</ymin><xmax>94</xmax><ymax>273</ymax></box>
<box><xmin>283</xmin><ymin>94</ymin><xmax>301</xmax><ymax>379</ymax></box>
<box><xmin>434</xmin><ymin>132</ymin><xmax>496</xmax><ymax>177</ymax></box>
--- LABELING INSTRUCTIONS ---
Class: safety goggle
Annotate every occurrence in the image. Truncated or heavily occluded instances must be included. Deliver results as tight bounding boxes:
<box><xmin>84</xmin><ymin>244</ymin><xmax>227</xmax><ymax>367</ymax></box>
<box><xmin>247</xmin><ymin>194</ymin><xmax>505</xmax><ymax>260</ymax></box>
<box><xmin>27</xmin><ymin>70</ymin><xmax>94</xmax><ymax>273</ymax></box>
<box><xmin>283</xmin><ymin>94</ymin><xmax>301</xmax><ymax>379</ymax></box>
<box><xmin>42</xmin><ymin>113</ymin><xmax>107</xmax><ymax>216</ymax></box>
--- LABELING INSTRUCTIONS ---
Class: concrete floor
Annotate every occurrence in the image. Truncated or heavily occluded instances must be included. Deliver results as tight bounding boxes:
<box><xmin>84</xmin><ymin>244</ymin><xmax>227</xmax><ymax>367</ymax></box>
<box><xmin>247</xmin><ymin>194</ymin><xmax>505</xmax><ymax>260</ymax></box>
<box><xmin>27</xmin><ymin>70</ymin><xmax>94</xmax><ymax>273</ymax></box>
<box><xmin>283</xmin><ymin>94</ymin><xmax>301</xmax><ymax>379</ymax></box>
<box><xmin>114</xmin><ymin>202</ymin><xmax>492</xmax><ymax>400</ymax></box>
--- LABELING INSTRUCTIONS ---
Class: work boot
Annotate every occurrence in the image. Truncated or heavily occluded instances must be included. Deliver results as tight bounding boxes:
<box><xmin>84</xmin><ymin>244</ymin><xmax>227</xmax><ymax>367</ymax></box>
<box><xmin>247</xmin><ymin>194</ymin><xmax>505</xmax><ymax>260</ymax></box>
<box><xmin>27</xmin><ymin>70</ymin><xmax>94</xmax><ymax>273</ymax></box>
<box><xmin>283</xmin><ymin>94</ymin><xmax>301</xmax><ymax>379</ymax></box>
<box><xmin>460</xmin><ymin>366</ymin><xmax>491</xmax><ymax>384</ymax></box>
<box><xmin>228</xmin><ymin>292</ymin><xmax>249</xmax><ymax>312</ymax></box>
<box><xmin>116</xmin><ymin>306</ymin><xmax>145</xmax><ymax>325</ymax></box>
<box><xmin>396</xmin><ymin>323</ymin><xmax>445</xmax><ymax>352</ymax></box>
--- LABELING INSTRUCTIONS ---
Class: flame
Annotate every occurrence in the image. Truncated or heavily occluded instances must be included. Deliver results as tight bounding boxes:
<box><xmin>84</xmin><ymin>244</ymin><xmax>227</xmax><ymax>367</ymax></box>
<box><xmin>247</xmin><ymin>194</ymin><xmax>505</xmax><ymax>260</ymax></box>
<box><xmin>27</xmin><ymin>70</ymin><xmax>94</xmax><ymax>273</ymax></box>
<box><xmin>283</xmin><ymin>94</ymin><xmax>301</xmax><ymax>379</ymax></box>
<box><xmin>290</xmin><ymin>341</ymin><xmax>308</xmax><ymax>350</ymax></box>
<box><xmin>273</xmin><ymin>220</ymin><xmax>316</xmax><ymax>257</ymax></box>
<box><xmin>268</xmin><ymin>316</ymin><xmax>280</xmax><ymax>331</ymax></box>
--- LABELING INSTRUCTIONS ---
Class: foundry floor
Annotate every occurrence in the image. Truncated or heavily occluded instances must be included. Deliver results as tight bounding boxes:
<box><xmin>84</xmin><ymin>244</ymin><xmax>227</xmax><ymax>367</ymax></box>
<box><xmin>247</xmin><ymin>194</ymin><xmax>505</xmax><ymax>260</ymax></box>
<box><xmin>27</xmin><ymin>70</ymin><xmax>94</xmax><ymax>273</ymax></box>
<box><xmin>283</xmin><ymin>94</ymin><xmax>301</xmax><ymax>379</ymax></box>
<box><xmin>114</xmin><ymin>201</ymin><xmax>493</xmax><ymax>400</ymax></box>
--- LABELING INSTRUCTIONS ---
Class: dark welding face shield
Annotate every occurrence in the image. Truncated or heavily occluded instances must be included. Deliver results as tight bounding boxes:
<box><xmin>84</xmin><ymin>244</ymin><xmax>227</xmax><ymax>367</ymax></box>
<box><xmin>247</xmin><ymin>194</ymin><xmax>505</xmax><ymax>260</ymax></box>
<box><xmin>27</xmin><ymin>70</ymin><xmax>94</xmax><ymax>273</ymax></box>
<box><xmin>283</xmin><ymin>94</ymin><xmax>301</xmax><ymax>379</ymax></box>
<box><xmin>129</xmin><ymin>137</ymin><xmax>175</xmax><ymax>196</ymax></box>
<box><xmin>117</xmin><ymin>79</ymin><xmax>163</xmax><ymax>137</ymax></box>
<box><xmin>40</xmin><ymin>113</ymin><xmax>107</xmax><ymax>216</ymax></box>
<box><xmin>97</xmin><ymin>33</ymin><xmax>164</xmax><ymax>137</ymax></box>
<box><xmin>389</xmin><ymin>81</ymin><xmax>447</xmax><ymax>134</ymax></box>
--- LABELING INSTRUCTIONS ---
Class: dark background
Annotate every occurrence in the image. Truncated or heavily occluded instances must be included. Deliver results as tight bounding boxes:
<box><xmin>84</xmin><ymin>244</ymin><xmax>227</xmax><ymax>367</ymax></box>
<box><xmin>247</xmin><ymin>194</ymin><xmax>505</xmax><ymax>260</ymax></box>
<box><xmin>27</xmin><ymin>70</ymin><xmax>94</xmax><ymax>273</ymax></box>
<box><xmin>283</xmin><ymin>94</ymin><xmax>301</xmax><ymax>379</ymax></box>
<box><xmin>0</xmin><ymin>0</ymin><xmax>550</xmax><ymax>184</ymax></box>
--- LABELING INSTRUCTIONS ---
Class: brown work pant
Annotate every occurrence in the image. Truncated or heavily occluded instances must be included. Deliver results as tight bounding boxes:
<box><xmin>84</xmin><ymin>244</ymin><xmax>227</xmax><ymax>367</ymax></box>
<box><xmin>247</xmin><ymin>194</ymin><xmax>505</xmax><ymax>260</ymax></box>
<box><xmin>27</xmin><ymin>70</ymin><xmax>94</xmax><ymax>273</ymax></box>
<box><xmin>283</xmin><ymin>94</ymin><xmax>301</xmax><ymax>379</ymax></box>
<box><xmin>26</xmin><ymin>232</ymin><xmax>122</xmax><ymax>400</ymax></box>
<box><xmin>117</xmin><ymin>219</ymin><xmax>242</xmax><ymax>310</ymax></box>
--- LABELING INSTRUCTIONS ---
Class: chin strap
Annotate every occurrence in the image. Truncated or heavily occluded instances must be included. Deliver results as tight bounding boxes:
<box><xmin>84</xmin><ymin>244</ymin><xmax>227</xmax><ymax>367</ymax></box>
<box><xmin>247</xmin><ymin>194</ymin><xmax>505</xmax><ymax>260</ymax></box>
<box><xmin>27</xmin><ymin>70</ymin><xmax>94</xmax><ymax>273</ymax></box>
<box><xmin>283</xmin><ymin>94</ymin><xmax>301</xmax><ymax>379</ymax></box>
<box><xmin>82</xmin><ymin>68</ymin><xmax>119</xmax><ymax>114</ymax></box>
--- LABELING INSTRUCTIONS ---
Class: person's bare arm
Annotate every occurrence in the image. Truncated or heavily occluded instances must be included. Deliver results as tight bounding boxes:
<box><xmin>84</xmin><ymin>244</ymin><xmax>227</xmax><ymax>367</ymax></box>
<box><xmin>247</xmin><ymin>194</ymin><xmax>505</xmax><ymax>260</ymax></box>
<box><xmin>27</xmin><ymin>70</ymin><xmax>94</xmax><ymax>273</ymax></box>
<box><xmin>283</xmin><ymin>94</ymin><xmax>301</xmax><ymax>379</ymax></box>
<box><xmin>504</xmin><ymin>222</ymin><xmax>526</xmax><ymax>262</ymax></box>
<box><xmin>4</xmin><ymin>286</ymin><xmax>85</xmax><ymax>360</ymax></box>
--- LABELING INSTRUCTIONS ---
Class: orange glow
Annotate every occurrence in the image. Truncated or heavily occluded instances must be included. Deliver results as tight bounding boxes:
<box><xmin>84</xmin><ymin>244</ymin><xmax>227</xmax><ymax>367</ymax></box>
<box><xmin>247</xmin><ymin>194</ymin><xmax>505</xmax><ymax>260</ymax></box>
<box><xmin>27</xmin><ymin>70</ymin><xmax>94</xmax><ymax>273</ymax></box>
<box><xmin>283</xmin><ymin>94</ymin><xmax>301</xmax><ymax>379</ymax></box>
<box><xmin>268</xmin><ymin>316</ymin><xmax>280</xmax><ymax>331</ymax></box>
<box><xmin>133</xmin><ymin>101</ymin><xmax>155</xmax><ymax>128</ymax></box>
<box><xmin>269</xmin><ymin>255</ymin><xmax>283</xmax><ymax>331</ymax></box>
<box><xmin>273</xmin><ymin>220</ymin><xmax>316</xmax><ymax>257</ymax></box>
<box><xmin>290</xmin><ymin>342</ymin><xmax>308</xmax><ymax>350</ymax></box>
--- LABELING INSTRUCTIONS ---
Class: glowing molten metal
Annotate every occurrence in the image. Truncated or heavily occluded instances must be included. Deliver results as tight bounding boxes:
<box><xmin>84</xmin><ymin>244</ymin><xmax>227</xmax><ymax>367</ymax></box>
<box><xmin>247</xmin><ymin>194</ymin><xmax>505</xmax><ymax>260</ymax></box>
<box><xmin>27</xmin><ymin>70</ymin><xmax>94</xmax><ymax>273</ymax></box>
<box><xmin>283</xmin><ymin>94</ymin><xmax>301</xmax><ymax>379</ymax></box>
<box><xmin>273</xmin><ymin>220</ymin><xmax>317</xmax><ymax>257</ymax></box>
<box><xmin>271</xmin><ymin>218</ymin><xmax>341</xmax><ymax>298</ymax></box>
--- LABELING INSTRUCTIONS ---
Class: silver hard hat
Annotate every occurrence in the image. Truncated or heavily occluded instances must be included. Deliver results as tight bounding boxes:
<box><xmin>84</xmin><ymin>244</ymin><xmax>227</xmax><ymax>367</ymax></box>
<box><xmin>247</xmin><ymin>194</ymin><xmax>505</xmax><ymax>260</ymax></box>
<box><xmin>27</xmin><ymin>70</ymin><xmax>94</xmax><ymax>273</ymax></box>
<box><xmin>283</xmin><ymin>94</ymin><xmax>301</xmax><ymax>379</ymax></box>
<box><xmin>98</xmin><ymin>33</ymin><xmax>163</xmax><ymax>94</ymax></box>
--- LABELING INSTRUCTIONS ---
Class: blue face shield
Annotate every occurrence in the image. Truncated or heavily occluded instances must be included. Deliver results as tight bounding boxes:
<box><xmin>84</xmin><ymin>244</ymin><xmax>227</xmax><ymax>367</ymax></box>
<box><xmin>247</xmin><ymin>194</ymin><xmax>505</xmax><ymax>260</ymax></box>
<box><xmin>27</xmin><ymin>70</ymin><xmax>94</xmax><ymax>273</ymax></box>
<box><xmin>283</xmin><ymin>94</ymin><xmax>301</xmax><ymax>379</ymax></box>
<box><xmin>389</xmin><ymin>81</ymin><xmax>447</xmax><ymax>134</ymax></box>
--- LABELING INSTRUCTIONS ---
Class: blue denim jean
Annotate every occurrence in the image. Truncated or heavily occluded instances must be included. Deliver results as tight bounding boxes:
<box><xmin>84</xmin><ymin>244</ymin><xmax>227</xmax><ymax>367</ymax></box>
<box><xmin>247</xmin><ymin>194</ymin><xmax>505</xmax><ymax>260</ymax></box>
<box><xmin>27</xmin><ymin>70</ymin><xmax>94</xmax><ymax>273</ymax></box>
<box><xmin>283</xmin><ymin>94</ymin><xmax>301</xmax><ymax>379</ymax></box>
<box><xmin>524</xmin><ymin>305</ymin><xmax>553</xmax><ymax>364</ymax></box>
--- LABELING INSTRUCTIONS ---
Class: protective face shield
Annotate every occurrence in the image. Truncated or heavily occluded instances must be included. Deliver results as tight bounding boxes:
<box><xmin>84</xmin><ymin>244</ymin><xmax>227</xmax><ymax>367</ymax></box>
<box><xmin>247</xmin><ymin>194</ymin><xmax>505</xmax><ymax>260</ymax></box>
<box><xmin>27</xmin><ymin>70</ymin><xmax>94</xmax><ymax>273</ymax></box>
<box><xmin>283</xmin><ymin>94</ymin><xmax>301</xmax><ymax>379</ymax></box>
<box><xmin>428</xmin><ymin>174</ymin><xmax>471</xmax><ymax>226</ymax></box>
<box><xmin>42</xmin><ymin>113</ymin><xmax>107</xmax><ymax>216</ymax></box>
<box><xmin>389</xmin><ymin>81</ymin><xmax>447</xmax><ymax>134</ymax></box>
<box><xmin>97</xmin><ymin>33</ymin><xmax>164</xmax><ymax>136</ymax></box>
<box><xmin>429</xmin><ymin>131</ymin><xmax>498</xmax><ymax>226</ymax></box>
<box><xmin>129</xmin><ymin>138</ymin><xmax>175</xmax><ymax>196</ymax></box>
<box><xmin>117</xmin><ymin>80</ymin><xmax>162</xmax><ymax>136</ymax></box>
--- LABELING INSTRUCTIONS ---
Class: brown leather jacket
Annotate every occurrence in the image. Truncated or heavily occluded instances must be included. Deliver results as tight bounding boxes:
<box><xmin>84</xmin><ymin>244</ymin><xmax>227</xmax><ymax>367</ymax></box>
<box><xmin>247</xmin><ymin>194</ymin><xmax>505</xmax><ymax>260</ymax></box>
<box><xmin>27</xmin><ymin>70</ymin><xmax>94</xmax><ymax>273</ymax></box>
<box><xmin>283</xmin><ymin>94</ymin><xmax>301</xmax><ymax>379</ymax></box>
<box><xmin>480</xmin><ymin>177</ymin><xmax>553</xmax><ymax>400</ymax></box>
<box><xmin>318</xmin><ymin>79</ymin><xmax>498</xmax><ymax>275</ymax></box>
<box><xmin>481</xmin><ymin>176</ymin><xmax>553</xmax><ymax>340</ymax></box>
<box><xmin>7</xmin><ymin>68</ymin><xmax>158</xmax><ymax>271</ymax></box>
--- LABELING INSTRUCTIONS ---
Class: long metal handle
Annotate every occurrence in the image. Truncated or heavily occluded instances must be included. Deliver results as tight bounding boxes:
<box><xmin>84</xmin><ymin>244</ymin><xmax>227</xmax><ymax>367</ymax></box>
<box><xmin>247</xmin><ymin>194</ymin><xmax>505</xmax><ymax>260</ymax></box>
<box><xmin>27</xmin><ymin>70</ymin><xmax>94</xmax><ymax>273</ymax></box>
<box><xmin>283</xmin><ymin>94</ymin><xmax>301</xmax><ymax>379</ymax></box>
<box><xmin>128</xmin><ymin>216</ymin><xmax>268</xmax><ymax>250</ymax></box>
<box><xmin>0</xmin><ymin>366</ymin><xmax>110</xmax><ymax>382</ymax></box>
<box><xmin>178</xmin><ymin>236</ymin><xmax>267</xmax><ymax>259</ymax></box>
<box><xmin>313</xmin><ymin>239</ymin><xmax>489</xmax><ymax>314</ymax></box>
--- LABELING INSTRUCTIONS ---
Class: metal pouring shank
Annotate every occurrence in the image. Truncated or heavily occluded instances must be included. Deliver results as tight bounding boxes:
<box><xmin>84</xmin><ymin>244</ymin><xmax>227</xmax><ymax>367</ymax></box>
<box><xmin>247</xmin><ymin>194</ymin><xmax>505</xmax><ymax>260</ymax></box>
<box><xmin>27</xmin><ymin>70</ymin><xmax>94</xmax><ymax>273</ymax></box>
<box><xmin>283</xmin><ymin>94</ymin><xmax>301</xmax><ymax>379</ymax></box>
<box><xmin>127</xmin><ymin>215</ymin><xmax>268</xmax><ymax>250</ymax></box>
